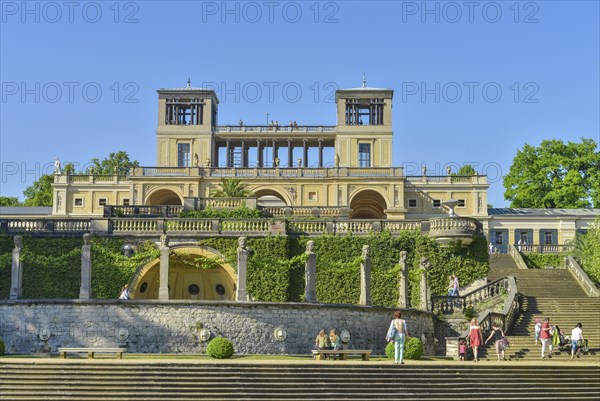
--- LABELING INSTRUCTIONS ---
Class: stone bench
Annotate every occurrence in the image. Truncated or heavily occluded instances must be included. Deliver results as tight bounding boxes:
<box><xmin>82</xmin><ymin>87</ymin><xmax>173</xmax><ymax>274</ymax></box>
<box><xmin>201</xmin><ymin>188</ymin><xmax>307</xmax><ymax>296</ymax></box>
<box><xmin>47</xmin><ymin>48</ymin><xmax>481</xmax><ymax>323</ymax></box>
<box><xmin>58</xmin><ymin>347</ymin><xmax>125</xmax><ymax>359</ymax></box>
<box><xmin>311</xmin><ymin>349</ymin><xmax>372</xmax><ymax>361</ymax></box>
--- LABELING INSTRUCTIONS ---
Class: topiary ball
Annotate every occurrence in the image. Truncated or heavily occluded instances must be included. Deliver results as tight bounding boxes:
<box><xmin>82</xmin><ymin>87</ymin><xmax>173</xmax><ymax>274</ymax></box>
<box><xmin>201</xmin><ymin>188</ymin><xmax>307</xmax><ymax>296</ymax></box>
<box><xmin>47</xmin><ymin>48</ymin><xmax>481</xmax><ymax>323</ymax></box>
<box><xmin>0</xmin><ymin>338</ymin><xmax>5</xmax><ymax>356</ymax></box>
<box><xmin>385</xmin><ymin>342</ymin><xmax>394</xmax><ymax>359</ymax></box>
<box><xmin>206</xmin><ymin>337</ymin><xmax>234</xmax><ymax>359</ymax></box>
<box><xmin>404</xmin><ymin>337</ymin><xmax>424</xmax><ymax>360</ymax></box>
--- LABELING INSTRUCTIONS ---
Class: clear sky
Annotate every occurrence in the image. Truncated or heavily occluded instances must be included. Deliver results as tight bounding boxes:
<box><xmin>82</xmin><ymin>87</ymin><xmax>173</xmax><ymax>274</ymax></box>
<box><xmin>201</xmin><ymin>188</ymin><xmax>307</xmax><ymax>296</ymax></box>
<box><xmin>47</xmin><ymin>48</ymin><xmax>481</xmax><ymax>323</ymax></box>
<box><xmin>1</xmin><ymin>0</ymin><xmax>599</xmax><ymax>207</ymax></box>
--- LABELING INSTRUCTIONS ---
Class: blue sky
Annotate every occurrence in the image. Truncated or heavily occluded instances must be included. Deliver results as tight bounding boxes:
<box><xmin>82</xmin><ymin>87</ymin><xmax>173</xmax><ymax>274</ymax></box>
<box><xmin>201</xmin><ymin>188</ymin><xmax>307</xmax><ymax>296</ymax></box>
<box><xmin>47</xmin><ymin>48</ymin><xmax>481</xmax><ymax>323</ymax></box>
<box><xmin>1</xmin><ymin>0</ymin><xmax>599</xmax><ymax>207</ymax></box>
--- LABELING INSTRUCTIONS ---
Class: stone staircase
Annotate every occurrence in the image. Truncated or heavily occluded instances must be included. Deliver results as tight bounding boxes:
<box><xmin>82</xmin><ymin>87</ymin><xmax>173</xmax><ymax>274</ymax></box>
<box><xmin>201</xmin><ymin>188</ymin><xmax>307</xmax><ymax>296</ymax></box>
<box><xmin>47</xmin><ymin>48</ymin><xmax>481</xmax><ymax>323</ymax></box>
<box><xmin>487</xmin><ymin>254</ymin><xmax>600</xmax><ymax>360</ymax></box>
<box><xmin>1</xmin><ymin>361</ymin><xmax>599</xmax><ymax>401</ymax></box>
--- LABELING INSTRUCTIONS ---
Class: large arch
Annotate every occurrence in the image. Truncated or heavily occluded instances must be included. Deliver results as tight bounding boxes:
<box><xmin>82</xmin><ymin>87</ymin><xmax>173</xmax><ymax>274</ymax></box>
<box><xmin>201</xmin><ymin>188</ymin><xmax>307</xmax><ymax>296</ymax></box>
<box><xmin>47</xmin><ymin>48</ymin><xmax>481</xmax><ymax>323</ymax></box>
<box><xmin>145</xmin><ymin>188</ymin><xmax>183</xmax><ymax>206</ymax></box>
<box><xmin>349</xmin><ymin>189</ymin><xmax>388</xmax><ymax>219</ymax></box>
<box><xmin>254</xmin><ymin>188</ymin><xmax>290</xmax><ymax>206</ymax></box>
<box><xmin>129</xmin><ymin>245</ymin><xmax>236</xmax><ymax>300</ymax></box>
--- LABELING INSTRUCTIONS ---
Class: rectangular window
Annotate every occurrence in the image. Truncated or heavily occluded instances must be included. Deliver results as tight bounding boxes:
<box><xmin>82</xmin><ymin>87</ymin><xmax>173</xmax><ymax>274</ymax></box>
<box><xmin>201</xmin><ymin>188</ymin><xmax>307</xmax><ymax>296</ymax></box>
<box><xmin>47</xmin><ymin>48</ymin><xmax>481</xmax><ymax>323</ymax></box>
<box><xmin>308</xmin><ymin>192</ymin><xmax>317</xmax><ymax>201</ymax></box>
<box><xmin>178</xmin><ymin>143</ymin><xmax>191</xmax><ymax>167</ymax></box>
<box><xmin>98</xmin><ymin>198</ymin><xmax>107</xmax><ymax>207</ymax></box>
<box><xmin>457</xmin><ymin>199</ymin><xmax>466</xmax><ymax>207</ymax></box>
<box><xmin>122</xmin><ymin>198</ymin><xmax>130</xmax><ymax>206</ymax></box>
<box><xmin>74</xmin><ymin>198</ymin><xmax>83</xmax><ymax>207</ymax></box>
<box><xmin>519</xmin><ymin>232</ymin><xmax>528</xmax><ymax>243</ymax></box>
<box><xmin>358</xmin><ymin>143</ymin><xmax>371</xmax><ymax>167</ymax></box>
<box><xmin>432</xmin><ymin>199</ymin><xmax>441</xmax><ymax>208</ymax></box>
<box><xmin>408</xmin><ymin>199</ymin><xmax>417</xmax><ymax>208</ymax></box>
<box><xmin>544</xmin><ymin>231</ymin><xmax>553</xmax><ymax>245</ymax></box>
<box><xmin>495</xmin><ymin>231</ymin><xmax>504</xmax><ymax>245</ymax></box>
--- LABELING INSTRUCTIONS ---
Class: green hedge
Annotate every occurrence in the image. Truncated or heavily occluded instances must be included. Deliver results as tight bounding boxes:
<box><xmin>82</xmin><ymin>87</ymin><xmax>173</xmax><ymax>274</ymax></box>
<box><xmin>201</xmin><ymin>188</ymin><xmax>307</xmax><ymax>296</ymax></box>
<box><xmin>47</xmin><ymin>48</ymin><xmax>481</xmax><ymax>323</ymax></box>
<box><xmin>521</xmin><ymin>253</ymin><xmax>564</xmax><ymax>269</ymax></box>
<box><xmin>179</xmin><ymin>207</ymin><xmax>264</xmax><ymax>219</ymax></box>
<box><xmin>206</xmin><ymin>337</ymin><xmax>234</xmax><ymax>359</ymax></box>
<box><xmin>0</xmin><ymin>232</ymin><xmax>488</xmax><ymax>306</ymax></box>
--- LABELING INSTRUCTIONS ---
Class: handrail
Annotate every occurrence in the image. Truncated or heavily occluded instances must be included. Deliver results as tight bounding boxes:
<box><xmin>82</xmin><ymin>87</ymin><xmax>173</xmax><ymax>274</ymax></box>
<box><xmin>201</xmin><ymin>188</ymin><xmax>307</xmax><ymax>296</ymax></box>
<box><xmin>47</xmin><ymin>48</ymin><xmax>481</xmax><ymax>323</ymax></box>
<box><xmin>431</xmin><ymin>277</ymin><xmax>509</xmax><ymax>314</ymax></box>
<box><xmin>564</xmin><ymin>256</ymin><xmax>600</xmax><ymax>297</ymax></box>
<box><xmin>508</xmin><ymin>244</ymin><xmax>529</xmax><ymax>269</ymax></box>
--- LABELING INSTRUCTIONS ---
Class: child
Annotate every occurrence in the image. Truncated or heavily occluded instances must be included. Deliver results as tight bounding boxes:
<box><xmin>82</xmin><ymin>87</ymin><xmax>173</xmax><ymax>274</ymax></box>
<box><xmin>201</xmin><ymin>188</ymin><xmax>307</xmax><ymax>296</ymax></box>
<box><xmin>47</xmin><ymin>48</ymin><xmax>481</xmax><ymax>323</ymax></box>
<box><xmin>459</xmin><ymin>340</ymin><xmax>466</xmax><ymax>361</ymax></box>
<box><xmin>534</xmin><ymin>318</ymin><xmax>541</xmax><ymax>345</ymax></box>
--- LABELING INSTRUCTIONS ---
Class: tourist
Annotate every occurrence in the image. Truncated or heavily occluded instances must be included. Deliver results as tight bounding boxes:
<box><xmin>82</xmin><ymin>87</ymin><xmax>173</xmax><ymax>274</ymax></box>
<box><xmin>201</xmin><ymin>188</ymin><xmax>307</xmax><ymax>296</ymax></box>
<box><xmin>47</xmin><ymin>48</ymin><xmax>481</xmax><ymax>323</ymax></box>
<box><xmin>447</xmin><ymin>275</ymin><xmax>454</xmax><ymax>296</ymax></box>
<box><xmin>534</xmin><ymin>318</ymin><xmax>541</xmax><ymax>345</ymax></box>
<box><xmin>239</xmin><ymin>119</ymin><xmax>243</xmax><ymax>126</ymax></box>
<box><xmin>552</xmin><ymin>325</ymin><xmax>562</xmax><ymax>350</ymax></box>
<box><xmin>484</xmin><ymin>322</ymin><xmax>506</xmax><ymax>361</ymax></box>
<box><xmin>468</xmin><ymin>318</ymin><xmax>483</xmax><ymax>362</ymax></box>
<box><xmin>315</xmin><ymin>329</ymin><xmax>332</xmax><ymax>350</ymax></box>
<box><xmin>293</xmin><ymin>120</ymin><xmax>298</xmax><ymax>128</ymax></box>
<box><xmin>540</xmin><ymin>317</ymin><xmax>553</xmax><ymax>359</ymax></box>
<box><xmin>459</xmin><ymin>339</ymin><xmax>467</xmax><ymax>361</ymax></box>
<box><xmin>517</xmin><ymin>238</ymin><xmax>523</xmax><ymax>252</ymax></box>
<box><xmin>119</xmin><ymin>284</ymin><xmax>130</xmax><ymax>300</ymax></box>
<box><xmin>452</xmin><ymin>274</ymin><xmax>460</xmax><ymax>297</ymax></box>
<box><xmin>571</xmin><ymin>323</ymin><xmax>585</xmax><ymax>359</ymax></box>
<box><xmin>329</xmin><ymin>329</ymin><xmax>342</xmax><ymax>351</ymax></box>
<box><xmin>489</xmin><ymin>242</ymin><xmax>494</xmax><ymax>255</ymax></box>
<box><xmin>386</xmin><ymin>310</ymin><xmax>408</xmax><ymax>365</ymax></box>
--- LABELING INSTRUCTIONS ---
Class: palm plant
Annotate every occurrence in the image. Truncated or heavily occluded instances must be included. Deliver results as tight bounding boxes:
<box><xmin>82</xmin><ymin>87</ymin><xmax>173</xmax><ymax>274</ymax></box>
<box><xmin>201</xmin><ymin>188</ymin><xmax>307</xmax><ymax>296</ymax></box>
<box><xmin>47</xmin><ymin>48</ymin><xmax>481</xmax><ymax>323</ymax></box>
<box><xmin>211</xmin><ymin>178</ymin><xmax>254</xmax><ymax>198</ymax></box>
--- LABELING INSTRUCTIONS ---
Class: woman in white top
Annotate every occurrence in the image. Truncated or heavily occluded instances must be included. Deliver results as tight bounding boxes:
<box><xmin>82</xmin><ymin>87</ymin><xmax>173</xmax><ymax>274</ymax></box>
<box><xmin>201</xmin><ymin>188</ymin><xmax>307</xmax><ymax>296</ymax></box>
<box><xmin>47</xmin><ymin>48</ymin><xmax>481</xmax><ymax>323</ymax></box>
<box><xmin>387</xmin><ymin>311</ymin><xmax>409</xmax><ymax>365</ymax></box>
<box><xmin>571</xmin><ymin>323</ymin><xmax>585</xmax><ymax>359</ymax></box>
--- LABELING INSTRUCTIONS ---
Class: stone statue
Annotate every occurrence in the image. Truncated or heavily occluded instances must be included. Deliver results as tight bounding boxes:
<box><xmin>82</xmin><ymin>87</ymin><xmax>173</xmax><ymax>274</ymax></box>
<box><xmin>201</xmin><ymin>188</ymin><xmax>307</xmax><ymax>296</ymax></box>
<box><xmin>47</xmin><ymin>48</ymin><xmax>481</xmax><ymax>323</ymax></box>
<box><xmin>297</xmin><ymin>158</ymin><xmax>302</xmax><ymax>168</ymax></box>
<box><xmin>419</xmin><ymin>256</ymin><xmax>431</xmax><ymax>311</ymax></box>
<box><xmin>193</xmin><ymin>153</ymin><xmax>199</xmax><ymax>166</ymax></box>
<box><xmin>361</xmin><ymin>245</ymin><xmax>370</xmax><ymax>259</ymax></box>
<box><xmin>83</xmin><ymin>233</ymin><xmax>91</xmax><ymax>246</ymax></box>
<box><xmin>421</xmin><ymin>165</ymin><xmax>427</xmax><ymax>176</ymax></box>
<box><xmin>399</xmin><ymin>250</ymin><xmax>407</xmax><ymax>267</ymax></box>
<box><xmin>238</xmin><ymin>236</ymin><xmax>247</xmax><ymax>251</ymax></box>
<box><xmin>160</xmin><ymin>234</ymin><xmax>169</xmax><ymax>248</ymax></box>
<box><xmin>446</xmin><ymin>166</ymin><xmax>452</xmax><ymax>175</ymax></box>
<box><xmin>14</xmin><ymin>235</ymin><xmax>22</xmax><ymax>249</ymax></box>
<box><xmin>398</xmin><ymin>250</ymin><xmax>409</xmax><ymax>308</ymax></box>
<box><xmin>274</xmin><ymin>157</ymin><xmax>280</xmax><ymax>167</ymax></box>
<box><xmin>304</xmin><ymin>240</ymin><xmax>317</xmax><ymax>303</ymax></box>
<box><xmin>334</xmin><ymin>153</ymin><xmax>340</xmax><ymax>167</ymax></box>
<box><xmin>54</xmin><ymin>158</ymin><xmax>61</xmax><ymax>174</ymax></box>
<box><xmin>420</xmin><ymin>256</ymin><xmax>430</xmax><ymax>271</ymax></box>
<box><xmin>205</xmin><ymin>158</ymin><xmax>211</xmax><ymax>167</ymax></box>
<box><xmin>306</xmin><ymin>240</ymin><xmax>315</xmax><ymax>254</ymax></box>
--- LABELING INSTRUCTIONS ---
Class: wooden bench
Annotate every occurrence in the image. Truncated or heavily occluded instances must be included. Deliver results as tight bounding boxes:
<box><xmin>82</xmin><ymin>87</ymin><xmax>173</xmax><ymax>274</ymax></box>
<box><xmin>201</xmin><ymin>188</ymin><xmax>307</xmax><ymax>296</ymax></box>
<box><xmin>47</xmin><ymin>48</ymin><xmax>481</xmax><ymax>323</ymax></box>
<box><xmin>312</xmin><ymin>349</ymin><xmax>372</xmax><ymax>361</ymax></box>
<box><xmin>58</xmin><ymin>347</ymin><xmax>125</xmax><ymax>359</ymax></box>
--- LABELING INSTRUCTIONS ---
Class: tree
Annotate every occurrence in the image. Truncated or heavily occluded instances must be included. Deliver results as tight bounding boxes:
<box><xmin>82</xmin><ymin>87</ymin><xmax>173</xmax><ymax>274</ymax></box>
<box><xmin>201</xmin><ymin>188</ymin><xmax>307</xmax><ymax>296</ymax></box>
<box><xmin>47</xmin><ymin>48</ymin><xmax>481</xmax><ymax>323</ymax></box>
<box><xmin>452</xmin><ymin>164</ymin><xmax>477</xmax><ymax>176</ymax></box>
<box><xmin>88</xmin><ymin>151</ymin><xmax>139</xmax><ymax>175</ymax></box>
<box><xmin>23</xmin><ymin>174</ymin><xmax>54</xmax><ymax>206</ymax></box>
<box><xmin>211</xmin><ymin>178</ymin><xmax>254</xmax><ymax>198</ymax></box>
<box><xmin>503</xmin><ymin>138</ymin><xmax>600</xmax><ymax>208</ymax></box>
<box><xmin>0</xmin><ymin>196</ymin><xmax>20</xmax><ymax>206</ymax></box>
<box><xmin>574</xmin><ymin>217</ymin><xmax>600</xmax><ymax>286</ymax></box>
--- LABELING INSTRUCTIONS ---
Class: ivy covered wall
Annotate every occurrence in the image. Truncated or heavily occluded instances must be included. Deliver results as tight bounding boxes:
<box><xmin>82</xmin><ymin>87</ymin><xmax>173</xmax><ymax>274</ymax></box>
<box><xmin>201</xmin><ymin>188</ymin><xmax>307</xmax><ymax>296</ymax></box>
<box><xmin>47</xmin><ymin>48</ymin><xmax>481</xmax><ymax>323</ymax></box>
<box><xmin>0</xmin><ymin>233</ymin><xmax>489</xmax><ymax>307</ymax></box>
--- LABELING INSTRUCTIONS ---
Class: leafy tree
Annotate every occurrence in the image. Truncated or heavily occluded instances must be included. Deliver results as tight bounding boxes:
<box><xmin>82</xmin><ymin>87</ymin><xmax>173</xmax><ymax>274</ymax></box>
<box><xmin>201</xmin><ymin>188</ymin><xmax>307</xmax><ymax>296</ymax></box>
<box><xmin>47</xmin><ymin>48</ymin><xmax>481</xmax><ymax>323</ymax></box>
<box><xmin>88</xmin><ymin>151</ymin><xmax>139</xmax><ymax>175</ymax></box>
<box><xmin>452</xmin><ymin>164</ymin><xmax>477</xmax><ymax>176</ymax></box>
<box><xmin>23</xmin><ymin>174</ymin><xmax>54</xmax><ymax>206</ymax></box>
<box><xmin>63</xmin><ymin>163</ymin><xmax>75</xmax><ymax>175</ymax></box>
<box><xmin>211</xmin><ymin>178</ymin><xmax>254</xmax><ymax>198</ymax></box>
<box><xmin>574</xmin><ymin>217</ymin><xmax>600</xmax><ymax>286</ymax></box>
<box><xmin>503</xmin><ymin>138</ymin><xmax>600</xmax><ymax>208</ymax></box>
<box><xmin>0</xmin><ymin>197</ymin><xmax>20</xmax><ymax>206</ymax></box>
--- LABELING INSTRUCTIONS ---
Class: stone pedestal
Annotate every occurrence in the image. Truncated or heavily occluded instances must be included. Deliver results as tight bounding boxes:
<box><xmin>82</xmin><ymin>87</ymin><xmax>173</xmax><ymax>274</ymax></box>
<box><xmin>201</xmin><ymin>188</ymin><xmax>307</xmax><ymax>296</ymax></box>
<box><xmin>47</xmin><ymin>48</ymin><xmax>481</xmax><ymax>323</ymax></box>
<box><xmin>304</xmin><ymin>240</ymin><xmax>316</xmax><ymax>303</ymax></box>
<box><xmin>398</xmin><ymin>250</ymin><xmax>409</xmax><ymax>308</ymax></box>
<box><xmin>79</xmin><ymin>233</ymin><xmax>92</xmax><ymax>299</ymax></box>
<box><xmin>9</xmin><ymin>236</ymin><xmax>23</xmax><ymax>300</ymax></box>
<box><xmin>359</xmin><ymin>245</ymin><xmax>371</xmax><ymax>306</ymax></box>
<box><xmin>158</xmin><ymin>235</ymin><xmax>170</xmax><ymax>300</ymax></box>
<box><xmin>236</xmin><ymin>237</ymin><xmax>248</xmax><ymax>301</ymax></box>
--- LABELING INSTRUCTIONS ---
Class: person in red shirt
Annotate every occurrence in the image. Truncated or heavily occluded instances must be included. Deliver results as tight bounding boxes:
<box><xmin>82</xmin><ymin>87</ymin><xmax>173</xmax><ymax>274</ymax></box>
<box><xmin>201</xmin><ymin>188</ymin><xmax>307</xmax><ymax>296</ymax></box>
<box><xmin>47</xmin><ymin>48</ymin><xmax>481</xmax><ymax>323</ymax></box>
<box><xmin>540</xmin><ymin>317</ymin><xmax>553</xmax><ymax>359</ymax></box>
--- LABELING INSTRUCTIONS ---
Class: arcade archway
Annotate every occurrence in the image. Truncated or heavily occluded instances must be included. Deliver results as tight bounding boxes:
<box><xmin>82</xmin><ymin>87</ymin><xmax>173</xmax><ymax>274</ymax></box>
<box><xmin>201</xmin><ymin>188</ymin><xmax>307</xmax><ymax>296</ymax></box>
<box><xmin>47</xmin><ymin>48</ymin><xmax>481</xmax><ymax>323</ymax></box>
<box><xmin>129</xmin><ymin>246</ymin><xmax>236</xmax><ymax>300</ymax></box>
<box><xmin>145</xmin><ymin>188</ymin><xmax>183</xmax><ymax>206</ymax></box>
<box><xmin>350</xmin><ymin>189</ymin><xmax>388</xmax><ymax>219</ymax></box>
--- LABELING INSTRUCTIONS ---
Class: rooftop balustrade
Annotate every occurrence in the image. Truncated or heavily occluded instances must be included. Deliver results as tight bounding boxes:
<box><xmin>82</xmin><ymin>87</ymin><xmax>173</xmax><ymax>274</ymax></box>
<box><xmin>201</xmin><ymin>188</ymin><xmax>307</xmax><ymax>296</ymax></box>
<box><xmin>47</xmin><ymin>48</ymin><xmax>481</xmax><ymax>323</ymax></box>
<box><xmin>216</xmin><ymin>125</ymin><xmax>336</xmax><ymax>133</ymax></box>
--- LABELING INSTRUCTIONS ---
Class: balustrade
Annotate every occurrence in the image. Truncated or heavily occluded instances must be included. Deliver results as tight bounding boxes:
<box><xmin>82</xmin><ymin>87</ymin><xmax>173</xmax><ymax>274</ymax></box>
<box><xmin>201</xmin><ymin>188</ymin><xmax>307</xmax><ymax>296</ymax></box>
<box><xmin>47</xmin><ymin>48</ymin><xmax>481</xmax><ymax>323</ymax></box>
<box><xmin>166</xmin><ymin>219</ymin><xmax>212</xmax><ymax>233</ymax></box>
<box><xmin>288</xmin><ymin>221</ymin><xmax>328</xmax><ymax>235</ymax></box>
<box><xmin>112</xmin><ymin>219</ymin><xmax>159</xmax><ymax>232</ymax></box>
<box><xmin>431</xmin><ymin>277</ymin><xmax>509</xmax><ymax>315</ymax></box>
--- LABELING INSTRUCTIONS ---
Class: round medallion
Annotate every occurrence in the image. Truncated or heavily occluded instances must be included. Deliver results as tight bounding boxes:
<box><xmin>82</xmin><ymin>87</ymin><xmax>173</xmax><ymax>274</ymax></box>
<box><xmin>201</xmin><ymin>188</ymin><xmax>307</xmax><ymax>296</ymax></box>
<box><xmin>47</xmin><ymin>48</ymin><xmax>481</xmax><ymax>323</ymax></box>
<box><xmin>199</xmin><ymin>328</ymin><xmax>211</xmax><ymax>342</ymax></box>
<box><xmin>117</xmin><ymin>327</ymin><xmax>129</xmax><ymax>341</ymax></box>
<box><xmin>39</xmin><ymin>326</ymin><xmax>51</xmax><ymax>341</ymax></box>
<box><xmin>340</xmin><ymin>330</ymin><xmax>350</xmax><ymax>344</ymax></box>
<box><xmin>273</xmin><ymin>326</ymin><xmax>287</xmax><ymax>341</ymax></box>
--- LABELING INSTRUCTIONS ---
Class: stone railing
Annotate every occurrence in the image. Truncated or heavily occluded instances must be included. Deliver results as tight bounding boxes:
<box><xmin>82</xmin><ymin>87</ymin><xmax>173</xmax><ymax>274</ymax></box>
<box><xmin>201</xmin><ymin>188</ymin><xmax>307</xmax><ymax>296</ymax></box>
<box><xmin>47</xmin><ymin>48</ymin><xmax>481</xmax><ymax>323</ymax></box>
<box><xmin>508</xmin><ymin>244</ymin><xmax>529</xmax><ymax>269</ymax></box>
<box><xmin>104</xmin><ymin>205</ymin><xmax>179</xmax><ymax>218</ymax></box>
<box><xmin>564</xmin><ymin>256</ymin><xmax>600</xmax><ymax>297</ymax></box>
<box><xmin>216</xmin><ymin>125</ymin><xmax>336</xmax><ymax>133</ymax></box>
<box><xmin>517</xmin><ymin>244</ymin><xmax>573</xmax><ymax>254</ymax></box>
<box><xmin>445</xmin><ymin>276</ymin><xmax>519</xmax><ymax>359</ymax></box>
<box><xmin>112</xmin><ymin>218</ymin><xmax>160</xmax><ymax>233</ymax></box>
<box><xmin>382</xmin><ymin>221</ymin><xmax>422</xmax><ymax>233</ymax></box>
<box><xmin>261</xmin><ymin>206</ymin><xmax>348</xmax><ymax>218</ymax></box>
<box><xmin>431</xmin><ymin>277</ymin><xmax>510</xmax><ymax>315</ymax></box>
<box><xmin>2</xmin><ymin>219</ymin><xmax>90</xmax><ymax>235</ymax></box>
<box><xmin>208</xmin><ymin>167</ymin><xmax>404</xmax><ymax>178</ymax></box>
<box><xmin>428</xmin><ymin>216</ymin><xmax>483</xmax><ymax>245</ymax></box>
<box><xmin>405</xmin><ymin>175</ymin><xmax>487</xmax><ymax>184</ymax></box>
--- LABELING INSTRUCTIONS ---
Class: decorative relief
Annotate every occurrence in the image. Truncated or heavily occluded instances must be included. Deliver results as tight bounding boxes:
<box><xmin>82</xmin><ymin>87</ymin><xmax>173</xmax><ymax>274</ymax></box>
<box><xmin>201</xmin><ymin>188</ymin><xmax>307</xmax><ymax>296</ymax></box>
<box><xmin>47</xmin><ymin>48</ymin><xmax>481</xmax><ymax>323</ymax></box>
<box><xmin>340</xmin><ymin>330</ymin><xmax>350</xmax><ymax>344</ymax></box>
<box><xmin>117</xmin><ymin>327</ymin><xmax>129</xmax><ymax>341</ymax></box>
<box><xmin>199</xmin><ymin>328</ymin><xmax>211</xmax><ymax>342</ymax></box>
<box><xmin>38</xmin><ymin>326</ymin><xmax>51</xmax><ymax>341</ymax></box>
<box><xmin>273</xmin><ymin>326</ymin><xmax>286</xmax><ymax>341</ymax></box>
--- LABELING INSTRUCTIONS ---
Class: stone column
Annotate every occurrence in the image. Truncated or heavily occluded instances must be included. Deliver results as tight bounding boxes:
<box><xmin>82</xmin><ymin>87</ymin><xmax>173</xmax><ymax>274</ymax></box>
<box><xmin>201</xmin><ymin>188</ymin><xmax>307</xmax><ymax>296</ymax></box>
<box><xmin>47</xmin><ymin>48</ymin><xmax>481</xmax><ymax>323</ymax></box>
<box><xmin>158</xmin><ymin>234</ymin><xmax>170</xmax><ymax>300</ymax></box>
<box><xmin>287</xmin><ymin>139</ymin><xmax>293</xmax><ymax>168</ymax></box>
<box><xmin>79</xmin><ymin>233</ymin><xmax>92</xmax><ymax>299</ymax></box>
<box><xmin>236</xmin><ymin>237</ymin><xmax>249</xmax><ymax>301</ymax></box>
<box><xmin>304</xmin><ymin>240</ymin><xmax>317</xmax><ymax>303</ymax></box>
<box><xmin>419</xmin><ymin>257</ymin><xmax>431</xmax><ymax>311</ymax></box>
<box><xmin>398</xmin><ymin>250</ymin><xmax>408</xmax><ymax>308</ymax></box>
<box><xmin>318</xmin><ymin>139</ymin><xmax>323</xmax><ymax>168</ymax></box>
<box><xmin>303</xmin><ymin>139</ymin><xmax>309</xmax><ymax>167</ymax></box>
<box><xmin>9</xmin><ymin>235</ymin><xmax>23</xmax><ymax>300</ymax></box>
<box><xmin>359</xmin><ymin>245</ymin><xmax>371</xmax><ymax>306</ymax></box>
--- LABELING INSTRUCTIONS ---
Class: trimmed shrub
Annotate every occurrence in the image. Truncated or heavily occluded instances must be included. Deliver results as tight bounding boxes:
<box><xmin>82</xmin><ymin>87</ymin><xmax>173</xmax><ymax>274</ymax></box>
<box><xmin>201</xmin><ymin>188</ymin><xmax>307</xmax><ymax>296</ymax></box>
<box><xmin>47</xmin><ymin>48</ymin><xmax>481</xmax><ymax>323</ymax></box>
<box><xmin>206</xmin><ymin>337</ymin><xmax>234</xmax><ymax>359</ymax></box>
<box><xmin>0</xmin><ymin>337</ymin><xmax>5</xmax><ymax>355</ymax></box>
<box><xmin>404</xmin><ymin>337</ymin><xmax>424</xmax><ymax>360</ymax></box>
<box><xmin>385</xmin><ymin>341</ymin><xmax>394</xmax><ymax>359</ymax></box>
